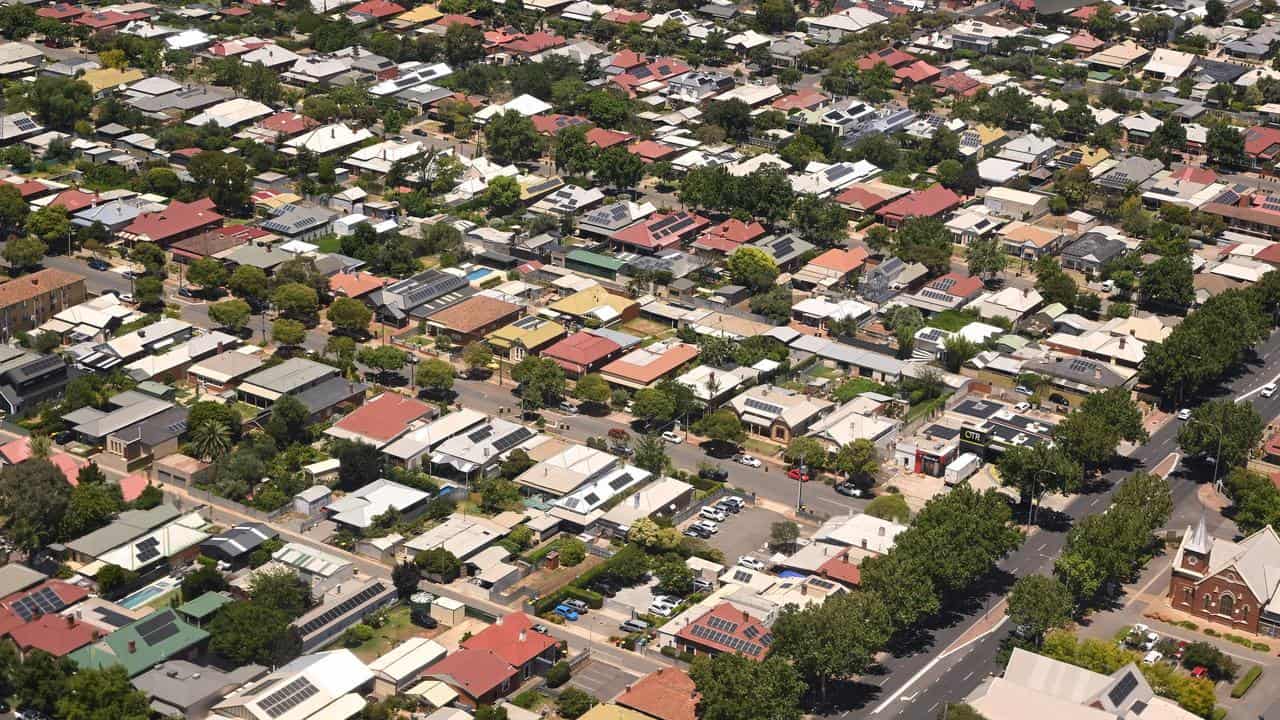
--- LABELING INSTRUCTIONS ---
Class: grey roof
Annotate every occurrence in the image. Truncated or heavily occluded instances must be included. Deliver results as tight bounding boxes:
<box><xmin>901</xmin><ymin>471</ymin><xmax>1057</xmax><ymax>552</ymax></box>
<box><xmin>109</xmin><ymin>405</ymin><xmax>189</xmax><ymax>447</ymax></box>
<box><xmin>1040</xmin><ymin>356</ymin><xmax>1128</xmax><ymax>389</ymax></box>
<box><xmin>128</xmin><ymin>85</ymin><xmax>230</xmax><ymax>113</ymax></box>
<box><xmin>0</xmin><ymin>563</ymin><xmax>44</xmax><ymax>598</ymax></box>
<box><xmin>200</xmin><ymin>523</ymin><xmax>277</xmax><ymax>558</ymax></box>
<box><xmin>1192</xmin><ymin>59</ymin><xmax>1248</xmax><ymax>84</ymax></box>
<box><xmin>1097</xmin><ymin>156</ymin><xmax>1163</xmax><ymax>190</ymax></box>
<box><xmin>259</xmin><ymin>204</ymin><xmax>337</xmax><ymax>237</ymax></box>
<box><xmin>750</xmin><ymin>233</ymin><xmax>815</xmax><ymax>267</ymax></box>
<box><xmin>222</xmin><ymin>243</ymin><xmax>294</xmax><ymax>270</ymax></box>
<box><xmin>73</xmin><ymin>397</ymin><xmax>173</xmax><ymax>441</ymax></box>
<box><xmin>586</xmin><ymin>328</ymin><xmax>642</xmax><ymax>350</ymax></box>
<box><xmin>294</xmin><ymin>376</ymin><xmax>369</xmax><ymax>415</ymax></box>
<box><xmin>66</xmin><ymin>504</ymin><xmax>182</xmax><ymax>557</ymax></box>
<box><xmin>133</xmin><ymin>660</ymin><xmax>267</xmax><ymax>715</ymax></box>
<box><xmin>1062</xmin><ymin>233</ymin><xmax>1127</xmax><ymax>264</ymax></box>
<box><xmin>368</xmin><ymin>270</ymin><xmax>470</xmax><ymax>320</ymax></box>
<box><xmin>242</xmin><ymin>358</ymin><xmax>337</xmax><ymax>394</ymax></box>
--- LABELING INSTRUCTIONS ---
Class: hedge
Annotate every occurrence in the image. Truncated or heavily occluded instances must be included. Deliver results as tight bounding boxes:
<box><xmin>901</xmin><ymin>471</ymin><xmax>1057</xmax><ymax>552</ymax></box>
<box><xmin>1231</xmin><ymin>666</ymin><xmax>1262</xmax><ymax>698</ymax></box>
<box><xmin>532</xmin><ymin>585</ymin><xmax>604</xmax><ymax>615</ymax></box>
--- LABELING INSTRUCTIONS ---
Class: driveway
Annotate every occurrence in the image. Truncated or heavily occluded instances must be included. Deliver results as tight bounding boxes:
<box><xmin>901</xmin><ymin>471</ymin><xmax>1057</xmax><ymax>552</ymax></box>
<box><xmin>702</xmin><ymin>506</ymin><xmax>791</xmax><ymax>567</ymax></box>
<box><xmin>569</xmin><ymin>659</ymin><xmax>641</xmax><ymax>702</ymax></box>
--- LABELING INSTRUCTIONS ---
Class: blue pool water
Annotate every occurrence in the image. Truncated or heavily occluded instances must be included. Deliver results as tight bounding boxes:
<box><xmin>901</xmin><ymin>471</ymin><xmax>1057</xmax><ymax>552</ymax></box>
<box><xmin>118</xmin><ymin>579</ymin><xmax>177</xmax><ymax>609</ymax></box>
<box><xmin>467</xmin><ymin>268</ymin><xmax>492</xmax><ymax>281</ymax></box>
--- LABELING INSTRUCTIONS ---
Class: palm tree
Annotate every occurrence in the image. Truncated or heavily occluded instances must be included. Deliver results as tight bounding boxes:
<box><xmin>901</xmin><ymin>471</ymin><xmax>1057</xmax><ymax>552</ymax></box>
<box><xmin>189</xmin><ymin>420</ymin><xmax>232</xmax><ymax>462</ymax></box>
<box><xmin>29</xmin><ymin>434</ymin><xmax>51</xmax><ymax>460</ymax></box>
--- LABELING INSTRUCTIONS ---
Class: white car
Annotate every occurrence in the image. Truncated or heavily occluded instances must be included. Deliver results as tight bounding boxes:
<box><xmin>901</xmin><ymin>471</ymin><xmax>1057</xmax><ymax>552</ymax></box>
<box><xmin>692</xmin><ymin>519</ymin><xmax>719</xmax><ymax>535</ymax></box>
<box><xmin>1015</xmin><ymin>385</ymin><xmax>1033</xmax><ymax>396</ymax></box>
<box><xmin>649</xmin><ymin>603</ymin><xmax>676</xmax><ymax>618</ymax></box>
<box><xmin>1142</xmin><ymin>650</ymin><xmax>1163</xmax><ymax>665</ymax></box>
<box><xmin>661</xmin><ymin>431</ymin><xmax>682</xmax><ymax>444</ymax></box>
<box><xmin>1177</xmin><ymin>408</ymin><xmax>1191</xmax><ymax>420</ymax></box>
<box><xmin>735</xmin><ymin>454</ymin><xmax>762</xmax><ymax>468</ymax></box>
<box><xmin>1263</xmin><ymin>383</ymin><xmax>1278</xmax><ymax>398</ymax></box>
<box><xmin>699</xmin><ymin>506</ymin><xmax>728</xmax><ymax>523</ymax></box>
<box><xmin>1013</xmin><ymin>402</ymin><xmax>1031</xmax><ymax>412</ymax></box>
<box><xmin>737</xmin><ymin>556</ymin><xmax>765</xmax><ymax>571</ymax></box>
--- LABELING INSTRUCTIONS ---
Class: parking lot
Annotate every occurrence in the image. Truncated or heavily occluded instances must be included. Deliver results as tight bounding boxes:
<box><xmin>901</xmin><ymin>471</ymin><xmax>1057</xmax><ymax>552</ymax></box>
<box><xmin>697</xmin><ymin>505</ymin><xmax>791</xmax><ymax>567</ymax></box>
<box><xmin>569</xmin><ymin>659</ymin><xmax>641</xmax><ymax>701</ymax></box>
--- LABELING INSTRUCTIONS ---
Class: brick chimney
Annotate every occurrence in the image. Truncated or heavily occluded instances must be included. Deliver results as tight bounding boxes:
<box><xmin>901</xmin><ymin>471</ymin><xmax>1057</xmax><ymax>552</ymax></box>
<box><xmin>128</xmin><ymin>640</ymin><xmax>136</xmax><ymax>654</ymax></box>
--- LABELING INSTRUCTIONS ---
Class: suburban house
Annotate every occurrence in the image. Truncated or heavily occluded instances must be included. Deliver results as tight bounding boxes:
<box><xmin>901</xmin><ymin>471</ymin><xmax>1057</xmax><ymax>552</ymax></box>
<box><xmin>117</xmin><ymin>198</ymin><xmax>224</xmax><ymax>246</ymax></box>
<box><xmin>324</xmin><ymin>392</ymin><xmax>437</xmax><ymax>448</ymax></box>
<box><xmin>1168</xmin><ymin>517</ymin><xmax>1280</xmax><ymax>636</ymax></box>
<box><xmin>425</xmin><ymin>612</ymin><xmax>558</xmax><ymax>708</ymax></box>
<box><xmin>616</xmin><ymin>668</ymin><xmax>699</xmax><ymax>720</ymax></box>
<box><xmin>727</xmin><ymin>385</ymin><xmax>835</xmax><ymax>443</ymax></box>
<box><xmin>212</xmin><ymin>650</ymin><xmax>373</xmax><ymax>720</ymax></box>
<box><xmin>486</xmin><ymin>316</ymin><xmax>567</xmax><ymax>362</ymax></box>
<box><xmin>69</xmin><ymin>609</ymin><xmax>209</xmax><ymax>677</ymax></box>
<box><xmin>0</xmin><ymin>268</ymin><xmax>87</xmax><ymax>342</ymax></box>
<box><xmin>600</xmin><ymin>340</ymin><xmax>699</xmax><ymax>390</ymax></box>
<box><xmin>674</xmin><ymin>602</ymin><xmax>772</xmax><ymax>660</ymax></box>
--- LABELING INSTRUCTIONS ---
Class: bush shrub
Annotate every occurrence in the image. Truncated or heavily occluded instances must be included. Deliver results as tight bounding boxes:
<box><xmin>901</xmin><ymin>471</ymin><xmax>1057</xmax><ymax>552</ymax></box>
<box><xmin>1232</xmin><ymin>666</ymin><xmax>1262</xmax><ymax>698</ymax></box>
<box><xmin>1252</xmin><ymin>641</ymin><xmax>1270</xmax><ymax>651</ymax></box>
<box><xmin>342</xmin><ymin>624</ymin><xmax>373</xmax><ymax>647</ymax></box>
<box><xmin>556</xmin><ymin>688</ymin><xmax>598</xmax><ymax>720</ymax></box>
<box><xmin>546</xmin><ymin>661</ymin><xmax>571</xmax><ymax>688</ymax></box>
<box><xmin>1203</xmin><ymin>628</ymin><xmax>1219</xmax><ymax>637</ymax></box>
<box><xmin>511</xmin><ymin>691</ymin><xmax>541</xmax><ymax>709</ymax></box>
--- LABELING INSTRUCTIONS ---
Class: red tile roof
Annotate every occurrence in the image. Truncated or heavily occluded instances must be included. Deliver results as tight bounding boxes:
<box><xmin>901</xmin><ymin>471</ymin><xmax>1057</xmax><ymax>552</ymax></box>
<box><xmin>499</xmin><ymin>30</ymin><xmax>565</xmax><ymax>55</ymax></box>
<box><xmin>698</xmin><ymin>219</ymin><xmax>765</xmax><ymax>248</ymax></box>
<box><xmin>925</xmin><ymin>272</ymin><xmax>984</xmax><ymax>298</ymax></box>
<box><xmin>676</xmin><ymin>602</ymin><xmax>772</xmax><ymax>659</ymax></box>
<box><xmin>617</xmin><ymin>668</ymin><xmax>700</xmax><ymax>720</ymax></box>
<box><xmin>1170</xmin><ymin>166</ymin><xmax>1217</xmax><ymax>184</ymax></box>
<box><xmin>1245</xmin><ymin>126</ymin><xmax>1280</xmax><ymax>160</ymax></box>
<box><xmin>438</xmin><ymin>13</ymin><xmax>483</xmax><ymax>26</ymax></box>
<box><xmin>817</xmin><ymin>552</ymin><xmax>862</xmax><ymax>587</ymax></box>
<box><xmin>857</xmin><ymin>47</ymin><xmax>917</xmax><ymax>71</ymax></box>
<box><xmin>933</xmin><ymin>73</ymin><xmax>983</xmax><ymax>96</ymax></box>
<box><xmin>1070</xmin><ymin>4</ymin><xmax>1098</xmax><ymax>20</ymax></box>
<box><xmin>542</xmin><ymin>331</ymin><xmax>621</xmax><ymax>372</ymax></box>
<box><xmin>1065</xmin><ymin>31</ymin><xmax>1104</xmax><ymax>53</ymax></box>
<box><xmin>585</xmin><ymin>128</ymin><xmax>635</xmax><ymax>149</ymax></box>
<box><xmin>74</xmin><ymin>10</ymin><xmax>143</xmax><ymax>28</ymax></box>
<box><xmin>612</xmin><ymin>212</ymin><xmax>709</xmax><ymax>251</ymax></box>
<box><xmin>36</xmin><ymin>3</ymin><xmax>83</xmax><ymax>20</ymax></box>
<box><xmin>0</xmin><ymin>269</ymin><xmax>83</xmax><ymax>314</ymax></box>
<box><xmin>626</xmin><ymin>140</ymin><xmax>679</xmax><ymax>163</ymax></box>
<box><xmin>531</xmin><ymin>114</ymin><xmax>591</xmax><ymax>135</ymax></box>
<box><xmin>427</xmin><ymin>648</ymin><xmax>516</xmax><ymax>700</ymax></box>
<box><xmin>608</xmin><ymin>49</ymin><xmax>646</xmax><ymax>70</ymax></box>
<box><xmin>11</xmin><ymin>612</ymin><xmax>98</xmax><ymax>656</ymax></box>
<box><xmin>330</xmin><ymin>270</ymin><xmax>389</xmax><ymax>298</ymax></box>
<box><xmin>461</xmin><ymin>612</ymin><xmax>557</xmax><ymax>669</ymax></box>
<box><xmin>123</xmin><ymin>198</ymin><xmax>223</xmax><ymax>244</ymax></box>
<box><xmin>221</xmin><ymin>5</ymin><xmax>251</xmax><ymax>15</ymax></box>
<box><xmin>49</xmin><ymin>189</ymin><xmax>102</xmax><ymax>213</ymax></box>
<box><xmin>876</xmin><ymin>183</ymin><xmax>961</xmax><ymax>222</ymax></box>
<box><xmin>603</xmin><ymin>9</ymin><xmax>650</xmax><ymax>23</ymax></box>
<box><xmin>257</xmin><ymin>111</ymin><xmax>321</xmax><ymax>137</ymax></box>
<box><xmin>896</xmin><ymin>60</ymin><xmax>941</xmax><ymax>84</ymax></box>
<box><xmin>119</xmin><ymin>472</ymin><xmax>149</xmax><ymax>503</ymax></box>
<box><xmin>428</xmin><ymin>295</ymin><xmax>522</xmax><ymax>335</ymax></box>
<box><xmin>601</xmin><ymin>342</ymin><xmax>699</xmax><ymax>386</ymax></box>
<box><xmin>349</xmin><ymin>0</ymin><xmax>405</xmax><ymax>17</ymax></box>
<box><xmin>0</xmin><ymin>439</ymin><xmax>89</xmax><ymax>486</ymax></box>
<box><xmin>331</xmin><ymin>392</ymin><xmax>435</xmax><ymax>443</ymax></box>
<box><xmin>772</xmin><ymin>89</ymin><xmax>828</xmax><ymax>112</ymax></box>
<box><xmin>809</xmin><ymin>247</ymin><xmax>869</xmax><ymax>274</ymax></box>
<box><xmin>9</xmin><ymin>180</ymin><xmax>54</xmax><ymax>199</ymax></box>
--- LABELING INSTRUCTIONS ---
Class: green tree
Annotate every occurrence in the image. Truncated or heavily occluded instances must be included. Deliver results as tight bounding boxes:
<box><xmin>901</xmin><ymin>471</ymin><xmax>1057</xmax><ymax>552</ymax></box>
<box><xmin>228</xmin><ymin>265</ymin><xmax>270</xmax><ymax>301</ymax></box>
<box><xmin>181</xmin><ymin>563</ymin><xmax>229</xmax><ymax>601</ymax></box>
<box><xmin>1035</xmin><ymin>258</ymin><xmax>1078</xmax><ymax>306</ymax></box>
<box><xmin>632</xmin><ymin>434</ymin><xmax>668</xmax><ymax>475</ymax></box>
<box><xmin>769</xmin><ymin>520</ymin><xmax>799</xmax><ymax>551</ymax></box>
<box><xmin>573</xmin><ymin>373</ymin><xmax>611</xmax><ymax>407</ymax></box>
<box><xmin>13</xmin><ymin>650</ymin><xmax>72</xmax><ymax>716</ymax></box>
<box><xmin>25</xmin><ymin>204</ymin><xmax>68</xmax><ymax>248</ymax></box>
<box><xmin>726</xmin><ymin>246</ymin><xmax>779</xmax><ymax>291</ymax></box>
<box><xmin>272</xmin><ymin>283</ymin><xmax>319</xmax><ymax>323</ymax></box>
<box><xmin>1223</xmin><ymin>468</ymin><xmax>1280</xmax><ymax>534</ymax></box>
<box><xmin>1007</xmin><ymin>574</ymin><xmax>1074</xmax><ymax>643</ymax></box>
<box><xmin>1054</xmin><ymin>387</ymin><xmax>1148</xmax><ymax>467</ymax></box>
<box><xmin>96</xmin><ymin>563</ymin><xmax>138</xmax><ymax>597</ymax></box>
<box><xmin>554</xmin><ymin>125</ymin><xmax>598</xmax><ymax>176</ymax></box>
<box><xmin>784</xmin><ymin>436</ymin><xmax>827</xmax><ymax>470</ymax></box>
<box><xmin>965</xmin><ymin>237</ymin><xmax>1008</xmax><ymax>279</ymax></box>
<box><xmin>462</xmin><ymin>341</ymin><xmax>493</xmax><ymax>375</ymax></box>
<box><xmin>208</xmin><ymin>601</ymin><xmax>300</xmax><ymax>666</ymax></box>
<box><xmin>0</xmin><ymin>184</ymin><xmax>28</xmax><ymax>232</ymax></box>
<box><xmin>1</xmin><ymin>235</ymin><xmax>45</xmax><ymax>273</ymax></box>
<box><xmin>556</xmin><ymin>688</ymin><xmax>597</xmax><ymax>720</ymax></box>
<box><xmin>771</xmin><ymin>591</ymin><xmax>892</xmax><ymax>700</ymax></box>
<box><xmin>57</xmin><ymin>665</ymin><xmax>150</xmax><ymax>720</ymax></box>
<box><xmin>692</xmin><ymin>409</ymin><xmax>746</xmax><ymax>447</ymax></box>
<box><xmin>357</xmin><ymin>345</ymin><xmax>408</xmax><ymax>381</ymax></box>
<box><xmin>995</xmin><ymin>443</ymin><xmax>1082</xmax><ymax>512</ymax></box>
<box><xmin>327</xmin><ymin>297</ymin><xmax>372</xmax><ymax>336</ymax></box>
<box><xmin>392</xmin><ymin>560</ymin><xmax>421</xmax><ymax>600</ymax></box>
<box><xmin>485</xmin><ymin>175</ymin><xmax>522</xmax><ymax>214</ymax></box>
<box><xmin>186</xmin><ymin>257</ymin><xmax>227</xmax><ymax>292</ymax></box>
<box><xmin>1205</xmin><ymin>0</ymin><xmax>1227</xmax><ymax>24</ymax></box>
<box><xmin>249</xmin><ymin>567</ymin><xmax>311</xmax><ymax>618</ymax></box>
<box><xmin>632</xmin><ymin>387</ymin><xmax>676</xmax><ymax>425</ymax></box>
<box><xmin>59</xmin><ymin>480</ymin><xmax>123</xmax><ymax>541</ymax></box>
<box><xmin>749</xmin><ymin>286</ymin><xmax>793</xmax><ymax>323</ymax></box>
<box><xmin>416</xmin><ymin>358</ymin><xmax>455</xmax><ymax>394</ymax></box>
<box><xmin>0</xmin><ymin>459</ymin><xmax>70</xmax><ymax>551</ymax></box>
<box><xmin>943</xmin><ymin>335</ymin><xmax>979</xmax><ymax>373</ymax></box>
<box><xmin>208</xmin><ymin>299</ymin><xmax>252</xmax><ymax>333</ymax></box>
<box><xmin>791</xmin><ymin>193</ymin><xmax>850</xmax><ymax>246</ymax></box>
<box><xmin>703</xmin><ymin>99</ymin><xmax>753</xmax><ymax>141</ymax></box>
<box><xmin>1177</xmin><ymin>398</ymin><xmax>1263</xmax><ymax>469</ymax></box>
<box><xmin>444</xmin><ymin>22</ymin><xmax>484</xmax><ymax>66</ymax></box>
<box><xmin>271</xmin><ymin>318</ymin><xmax>307</xmax><ymax>348</ymax></box>
<box><xmin>594</xmin><ymin>146</ymin><xmax>644</xmax><ymax>190</ymax></box>
<box><xmin>895</xmin><ymin>216</ymin><xmax>954</xmax><ymax>275</ymax></box>
<box><xmin>755</xmin><ymin>0</ymin><xmax>796</xmax><ymax>31</ymax></box>
<box><xmin>416</xmin><ymin>547</ymin><xmax>463</xmax><ymax>581</ymax></box>
<box><xmin>189</xmin><ymin>151</ymin><xmax>251</xmax><ymax>212</ymax></box>
<box><xmin>832</xmin><ymin>439</ymin><xmax>879</xmax><ymax>484</ymax></box>
<box><xmin>864</xmin><ymin>493</ymin><xmax>910</xmax><ymax>523</ymax></box>
<box><xmin>1139</xmin><ymin>254</ymin><xmax>1194</xmax><ymax>311</ymax></box>
<box><xmin>265</xmin><ymin>394</ymin><xmax>310</xmax><ymax>447</ymax></box>
<box><xmin>653</xmin><ymin>556</ymin><xmax>695</xmax><ymax>596</ymax></box>
<box><xmin>1206</xmin><ymin>124</ymin><xmax>1247</xmax><ymax>169</ymax></box>
<box><xmin>134</xmin><ymin>276</ymin><xmax>163</xmax><ymax>307</ymax></box>
<box><xmin>688</xmin><ymin>654</ymin><xmax>804</xmax><ymax>720</ymax></box>
<box><xmin>894</xmin><ymin>484</ymin><xmax>1024</xmax><ymax>594</ymax></box>
<box><xmin>510</xmin><ymin>356</ymin><xmax>565</xmax><ymax>409</ymax></box>
<box><xmin>24</xmin><ymin>77</ymin><xmax>92</xmax><ymax>131</ymax></box>
<box><xmin>187</xmin><ymin>401</ymin><xmax>242</xmax><ymax>442</ymax></box>
<box><xmin>484</xmin><ymin>111</ymin><xmax>541</xmax><ymax>165</ymax></box>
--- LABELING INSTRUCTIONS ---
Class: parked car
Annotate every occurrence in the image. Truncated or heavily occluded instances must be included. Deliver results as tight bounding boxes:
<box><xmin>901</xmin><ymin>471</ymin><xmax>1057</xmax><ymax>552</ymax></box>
<box><xmin>1263</xmin><ymin>383</ymin><xmax>1278</xmax><ymax>398</ymax></box>
<box><xmin>563</xmin><ymin>599</ymin><xmax>589</xmax><ymax>614</ymax></box>
<box><xmin>684</xmin><ymin>525</ymin><xmax>711</xmax><ymax>539</ymax></box>
<box><xmin>734</xmin><ymin>454</ymin><xmax>762</xmax><ymax>468</ymax></box>
<box><xmin>1142</xmin><ymin>650</ymin><xmax>1163</xmax><ymax>665</ymax></box>
<box><xmin>620</xmin><ymin>619</ymin><xmax>651</xmax><ymax>633</ymax></box>
<box><xmin>612</xmin><ymin>444</ymin><xmax>634</xmax><ymax>457</ymax></box>
<box><xmin>178</xmin><ymin>286</ymin><xmax>195</xmax><ymax>298</ymax></box>
<box><xmin>119</xmin><ymin>293</ymin><xmax>135</xmax><ymax>303</ymax></box>
<box><xmin>713</xmin><ymin>499</ymin><xmax>739</xmax><ymax>515</ymax></box>
<box><xmin>1189</xmin><ymin>666</ymin><xmax>1208</xmax><ymax>679</ymax></box>
<box><xmin>1177</xmin><ymin>408</ymin><xmax>1191</xmax><ymax>420</ymax></box>
<box><xmin>699</xmin><ymin>466</ymin><xmax>728</xmax><ymax>482</ymax></box>
<box><xmin>787</xmin><ymin>468</ymin><xmax>811</xmax><ymax>482</ymax></box>
<box><xmin>692</xmin><ymin>579</ymin><xmax>714</xmax><ymax>593</ymax></box>
<box><xmin>649</xmin><ymin>604</ymin><xmax>676</xmax><ymax>618</ymax></box>
<box><xmin>1015</xmin><ymin>385</ymin><xmax>1033</xmax><ymax>395</ymax></box>
<box><xmin>699</xmin><ymin>506</ymin><xmax>727</xmax><ymax>523</ymax></box>
<box><xmin>737</xmin><ymin>556</ymin><xmax>765</xmax><ymax>571</ymax></box>
<box><xmin>553</xmin><ymin>604</ymin><xmax>579</xmax><ymax>621</ymax></box>
<box><xmin>87</xmin><ymin>258</ymin><xmax>109</xmax><ymax>271</ymax></box>
<box><xmin>661</xmin><ymin>431</ymin><xmax>682</xmax><ymax>444</ymax></box>
<box><xmin>1013</xmin><ymin>402</ymin><xmax>1031</xmax><ymax>413</ymax></box>
<box><xmin>692</xmin><ymin>519</ymin><xmax>719</xmax><ymax>535</ymax></box>
<box><xmin>835</xmin><ymin>481</ymin><xmax>869</xmax><ymax>498</ymax></box>
<box><xmin>719</xmin><ymin>496</ymin><xmax>745</xmax><ymax>512</ymax></box>
<box><xmin>558</xmin><ymin>401</ymin><xmax>579</xmax><ymax>414</ymax></box>
<box><xmin>533</xmin><ymin>624</ymin><xmax>550</xmax><ymax>634</ymax></box>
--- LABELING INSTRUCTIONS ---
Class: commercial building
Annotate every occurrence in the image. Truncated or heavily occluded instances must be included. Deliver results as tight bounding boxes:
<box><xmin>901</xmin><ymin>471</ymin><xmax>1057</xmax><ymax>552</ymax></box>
<box><xmin>0</xmin><ymin>268</ymin><xmax>87</xmax><ymax>342</ymax></box>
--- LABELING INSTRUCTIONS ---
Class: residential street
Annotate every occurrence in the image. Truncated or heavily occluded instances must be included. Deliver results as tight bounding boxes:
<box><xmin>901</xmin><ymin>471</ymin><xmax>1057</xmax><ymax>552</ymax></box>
<box><xmin>851</xmin><ymin>328</ymin><xmax>1280</xmax><ymax>719</ymax></box>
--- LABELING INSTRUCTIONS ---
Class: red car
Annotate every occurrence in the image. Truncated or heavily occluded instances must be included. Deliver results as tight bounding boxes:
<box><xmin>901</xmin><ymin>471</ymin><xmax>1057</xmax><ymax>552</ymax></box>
<box><xmin>1190</xmin><ymin>666</ymin><xmax>1208</xmax><ymax>679</ymax></box>
<box><xmin>787</xmin><ymin>468</ymin><xmax>810</xmax><ymax>482</ymax></box>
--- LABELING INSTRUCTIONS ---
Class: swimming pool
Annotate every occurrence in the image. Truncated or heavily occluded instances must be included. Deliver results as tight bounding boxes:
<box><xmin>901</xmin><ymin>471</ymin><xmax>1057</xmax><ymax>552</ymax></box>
<box><xmin>118</xmin><ymin>577</ymin><xmax>179</xmax><ymax>610</ymax></box>
<box><xmin>466</xmin><ymin>268</ymin><xmax>493</xmax><ymax>281</ymax></box>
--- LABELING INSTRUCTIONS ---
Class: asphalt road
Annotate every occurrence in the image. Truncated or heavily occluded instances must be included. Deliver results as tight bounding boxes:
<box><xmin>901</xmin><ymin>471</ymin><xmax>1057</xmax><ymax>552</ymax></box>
<box><xmin>855</xmin><ymin>329</ymin><xmax>1280</xmax><ymax>720</ymax></box>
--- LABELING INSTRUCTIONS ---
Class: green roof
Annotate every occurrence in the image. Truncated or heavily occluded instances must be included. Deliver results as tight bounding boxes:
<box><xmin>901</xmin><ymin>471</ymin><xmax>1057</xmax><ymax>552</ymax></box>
<box><xmin>68</xmin><ymin>608</ymin><xmax>209</xmax><ymax>677</ymax></box>
<box><xmin>997</xmin><ymin>334</ymin><xmax>1029</xmax><ymax>350</ymax></box>
<box><xmin>567</xmin><ymin>249</ymin><xmax>627</xmax><ymax>272</ymax></box>
<box><xmin>177</xmin><ymin>591</ymin><xmax>232</xmax><ymax>620</ymax></box>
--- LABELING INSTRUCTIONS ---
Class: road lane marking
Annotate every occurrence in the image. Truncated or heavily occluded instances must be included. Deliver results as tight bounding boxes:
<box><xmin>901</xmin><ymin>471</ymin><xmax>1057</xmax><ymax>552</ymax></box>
<box><xmin>1236</xmin><ymin>370</ymin><xmax>1280</xmax><ymax>402</ymax></box>
<box><xmin>871</xmin><ymin>657</ymin><xmax>945</xmax><ymax>714</ymax></box>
